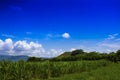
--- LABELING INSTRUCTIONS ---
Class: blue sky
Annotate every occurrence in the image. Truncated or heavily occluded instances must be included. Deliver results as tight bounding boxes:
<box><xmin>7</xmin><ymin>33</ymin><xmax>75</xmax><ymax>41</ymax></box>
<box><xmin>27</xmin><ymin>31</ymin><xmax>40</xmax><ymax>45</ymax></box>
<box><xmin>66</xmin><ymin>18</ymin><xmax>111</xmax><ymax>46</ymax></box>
<box><xmin>0</xmin><ymin>0</ymin><xmax>120</xmax><ymax>57</ymax></box>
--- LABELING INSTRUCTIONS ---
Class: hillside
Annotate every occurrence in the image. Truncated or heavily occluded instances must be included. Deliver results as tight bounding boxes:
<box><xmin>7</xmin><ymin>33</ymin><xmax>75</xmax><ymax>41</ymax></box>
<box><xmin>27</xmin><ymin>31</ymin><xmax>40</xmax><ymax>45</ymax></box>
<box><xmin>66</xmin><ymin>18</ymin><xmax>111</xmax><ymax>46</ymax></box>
<box><xmin>50</xmin><ymin>49</ymin><xmax>107</xmax><ymax>61</ymax></box>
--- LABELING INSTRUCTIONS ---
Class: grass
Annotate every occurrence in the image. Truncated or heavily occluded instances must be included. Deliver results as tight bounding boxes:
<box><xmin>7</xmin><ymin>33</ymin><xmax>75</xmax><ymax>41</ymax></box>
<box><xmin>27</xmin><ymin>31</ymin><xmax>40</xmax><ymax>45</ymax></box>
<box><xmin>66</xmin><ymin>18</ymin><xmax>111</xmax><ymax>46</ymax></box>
<box><xmin>48</xmin><ymin>62</ymin><xmax>120</xmax><ymax>80</ymax></box>
<box><xmin>0</xmin><ymin>60</ymin><xmax>110</xmax><ymax>80</ymax></box>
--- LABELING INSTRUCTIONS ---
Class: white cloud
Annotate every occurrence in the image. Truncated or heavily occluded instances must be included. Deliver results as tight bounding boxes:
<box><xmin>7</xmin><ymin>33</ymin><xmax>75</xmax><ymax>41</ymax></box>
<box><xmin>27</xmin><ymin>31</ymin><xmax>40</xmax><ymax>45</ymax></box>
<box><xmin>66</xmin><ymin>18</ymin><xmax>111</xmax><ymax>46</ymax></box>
<box><xmin>46</xmin><ymin>49</ymin><xmax>63</xmax><ymax>57</ymax></box>
<box><xmin>68</xmin><ymin>33</ymin><xmax>120</xmax><ymax>53</ymax></box>
<box><xmin>96</xmin><ymin>33</ymin><xmax>120</xmax><ymax>52</ymax></box>
<box><xmin>2</xmin><ymin>34</ymin><xmax>15</xmax><ymax>38</ymax></box>
<box><xmin>0</xmin><ymin>38</ymin><xmax>63</xmax><ymax>57</ymax></box>
<box><xmin>99</xmin><ymin>43</ymin><xmax>120</xmax><ymax>48</ymax></box>
<box><xmin>70</xmin><ymin>48</ymin><xmax>76</xmax><ymax>51</ymax></box>
<box><xmin>0</xmin><ymin>39</ymin><xmax>14</xmax><ymax>55</ymax></box>
<box><xmin>62</xmin><ymin>33</ymin><xmax>70</xmax><ymax>39</ymax></box>
<box><xmin>0</xmin><ymin>39</ymin><xmax>13</xmax><ymax>51</ymax></box>
<box><xmin>46</xmin><ymin>33</ymin><xmax>71</xmax><ymax>39</ymax></box>
<box><xmin>106</xmin><ymin>33</ymin><xmax>119</xmax><ymax>40</ymax></box>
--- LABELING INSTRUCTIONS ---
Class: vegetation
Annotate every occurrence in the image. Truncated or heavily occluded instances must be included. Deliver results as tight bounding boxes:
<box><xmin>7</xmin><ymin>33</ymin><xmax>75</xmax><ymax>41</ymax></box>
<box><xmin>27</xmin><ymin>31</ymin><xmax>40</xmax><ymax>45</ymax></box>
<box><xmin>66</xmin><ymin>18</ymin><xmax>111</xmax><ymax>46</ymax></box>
<box><xmin>0</xmin><ymin>60</ymin><xmax>110</xmax><ymax>80</ymax></box>
<box><xmin>1</xmin><ymin>49</ymin><xmax>120</xmax><ymax>80</ymax></box>
<box><xmin>48</xmin><ymin>49</ymin><xmax>120</xmax><ymax>62</ymax></box>
<box><xmin>48</xmin><ymin>62</ymin><xmax>120</xmax><ymax>80</ymax></box>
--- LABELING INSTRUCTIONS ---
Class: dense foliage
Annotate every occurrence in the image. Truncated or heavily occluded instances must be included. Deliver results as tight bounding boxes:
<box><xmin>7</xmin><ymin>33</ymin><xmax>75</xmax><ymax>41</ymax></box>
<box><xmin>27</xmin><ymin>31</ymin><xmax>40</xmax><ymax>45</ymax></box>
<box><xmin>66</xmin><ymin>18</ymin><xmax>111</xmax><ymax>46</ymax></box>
<box><xmin>46</xmin><ymin>49</ymin><xmax>120</xmax><ymax>63</ymax></box>
<box><xmin>0</xmin><ymin>60</ymin><xmax>110</xmax><ymax>80</ymax></box>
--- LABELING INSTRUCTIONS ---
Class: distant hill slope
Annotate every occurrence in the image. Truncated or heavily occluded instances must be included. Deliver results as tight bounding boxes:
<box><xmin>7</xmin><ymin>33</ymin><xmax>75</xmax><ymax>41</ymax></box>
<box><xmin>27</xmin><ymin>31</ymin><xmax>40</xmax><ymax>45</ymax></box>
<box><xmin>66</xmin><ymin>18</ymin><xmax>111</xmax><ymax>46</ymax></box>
<box><xmin>51</xmin><ymin>49</ymin><xmax>108</xmax><ymax>61</ymax></box>
<box><xmin>0</xmin><ymin>55</ymin><xmax>29</xmax><ymax>61</ymax></box>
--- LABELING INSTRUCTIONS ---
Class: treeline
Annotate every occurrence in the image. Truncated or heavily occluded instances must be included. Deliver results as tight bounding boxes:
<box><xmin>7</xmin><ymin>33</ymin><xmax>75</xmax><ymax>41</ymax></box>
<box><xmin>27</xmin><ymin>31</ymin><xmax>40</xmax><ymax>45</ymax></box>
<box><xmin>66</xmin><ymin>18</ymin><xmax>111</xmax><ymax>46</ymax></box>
<box><xmin>27</xmin><ymin>49</ymin><xmax>120</xmax><ymax>63</ymax></box>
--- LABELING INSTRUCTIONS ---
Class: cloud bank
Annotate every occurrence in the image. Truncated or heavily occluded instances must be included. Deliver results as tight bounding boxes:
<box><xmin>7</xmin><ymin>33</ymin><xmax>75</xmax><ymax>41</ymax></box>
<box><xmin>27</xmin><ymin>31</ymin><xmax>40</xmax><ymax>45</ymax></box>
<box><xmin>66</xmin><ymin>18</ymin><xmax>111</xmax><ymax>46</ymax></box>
<box><xmin>0</xmin><ymin>38</ymin><xmax>63</xmax><ymax>57</ymax></box>
<box><xmin>0</xmin><ymin>33</ymin><xmax>120</xmax><ymax>58</ymax></box>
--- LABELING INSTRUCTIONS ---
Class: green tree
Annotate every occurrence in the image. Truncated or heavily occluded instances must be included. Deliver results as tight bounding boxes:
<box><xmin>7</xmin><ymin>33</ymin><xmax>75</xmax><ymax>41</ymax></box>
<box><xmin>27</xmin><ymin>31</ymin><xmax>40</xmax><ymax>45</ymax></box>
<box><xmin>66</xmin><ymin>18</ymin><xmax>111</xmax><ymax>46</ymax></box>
<box><xmin>27</xmin><ymin>57</ymin><xmax>42</xmax><ymax>62</ymax></box>
<box><xmin>107</xmin><ymin>52</ymin><xmax>118</xmax><ymax>63</ymax></box>
<box><xmin>86</xmin><ymin>52</ymin><xmax>100</xmax><ymax>60</ymax></box>
<box><xmin>71</xmin><ymin>49</ymin><xmax>84</xmax><ymax>56</ymax></box>
<box><xmin>116</xmin><ymin>50</ymin><xmax>120</xmax><ymax>61</ymax></box>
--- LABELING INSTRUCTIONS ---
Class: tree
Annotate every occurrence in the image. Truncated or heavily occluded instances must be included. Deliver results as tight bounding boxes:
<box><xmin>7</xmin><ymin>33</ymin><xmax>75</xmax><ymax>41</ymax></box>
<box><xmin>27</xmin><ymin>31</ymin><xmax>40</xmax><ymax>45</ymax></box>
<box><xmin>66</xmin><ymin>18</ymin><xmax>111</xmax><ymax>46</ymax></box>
<box><xmin>86</xmin><ymin>51</ymin><xmax>100</xmax><ymax>60</ymax></box>
<box><xmin>116</xmin><ymin>50</ymin><xmax>120</xmax><ymax>56</ymax></box>
<box><xmin>27</xmin><ymin>57</ymin><xmax>42</xmax><ymax>62</ymax></box>
<box><xmin>71</xmin><ymin>49</ymin><xmax>84</xmax><ymax>56</ymax></box>
<box><xmin>107</xmin><ymin>52</ymin><xmax>118</xmax><ymax>63</ymax></box>
<box><xmin>116</xmin><ymin>50</ymin><xmax>120</xmax><ymax>61</ymax></box>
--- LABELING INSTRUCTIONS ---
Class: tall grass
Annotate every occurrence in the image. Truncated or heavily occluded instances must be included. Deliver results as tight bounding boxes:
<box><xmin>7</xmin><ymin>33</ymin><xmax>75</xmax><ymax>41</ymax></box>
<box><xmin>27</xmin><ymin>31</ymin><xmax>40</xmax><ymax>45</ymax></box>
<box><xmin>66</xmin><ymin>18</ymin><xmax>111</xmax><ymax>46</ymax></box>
<box><xmin>0</xmin><ymin>60</ymin><xmax>110</xmax><ymax>80</ymax></box>
<box><xmin>49</xmin><ymin>62</ymin><xmax>120</xmax><ymax>80</ymax></box>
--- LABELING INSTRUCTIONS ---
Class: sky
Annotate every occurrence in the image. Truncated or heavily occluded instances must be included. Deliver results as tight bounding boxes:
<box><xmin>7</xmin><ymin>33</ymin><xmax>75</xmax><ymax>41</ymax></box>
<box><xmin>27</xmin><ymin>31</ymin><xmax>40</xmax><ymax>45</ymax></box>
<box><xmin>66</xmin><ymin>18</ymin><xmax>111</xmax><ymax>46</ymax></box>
<box><xmin>0</xmin><ymin>0</ymin><xmax>120</xmax><ymax>57</ymax></box>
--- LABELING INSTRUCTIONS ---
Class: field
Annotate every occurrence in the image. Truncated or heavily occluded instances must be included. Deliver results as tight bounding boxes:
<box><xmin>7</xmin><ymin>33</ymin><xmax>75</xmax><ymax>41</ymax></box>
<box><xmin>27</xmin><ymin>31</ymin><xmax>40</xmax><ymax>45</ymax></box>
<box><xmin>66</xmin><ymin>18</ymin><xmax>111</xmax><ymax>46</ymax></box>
<box><xmin>0</xmin><ymin>60</ymin><xmax>111</xmax><ymax>80</ymax></box>
<box><xmin>49</xmin><ymin>62</ymin><xmax>120</xmax><ymax>80</ymax></box>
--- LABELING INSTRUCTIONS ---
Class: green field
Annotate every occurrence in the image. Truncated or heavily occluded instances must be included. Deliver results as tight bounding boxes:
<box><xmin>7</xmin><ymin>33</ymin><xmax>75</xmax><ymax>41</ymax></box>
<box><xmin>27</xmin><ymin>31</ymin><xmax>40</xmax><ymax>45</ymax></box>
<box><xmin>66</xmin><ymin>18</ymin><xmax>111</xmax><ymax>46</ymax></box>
<box><xmin>48</xmin><ymin>62</ymin><xmax>120</xmax><ymax>80</ymax></box>
<box><xmin>0</xmin><ymin>60</ymin><xmax>111</xmax><ymax>80</ymax></box>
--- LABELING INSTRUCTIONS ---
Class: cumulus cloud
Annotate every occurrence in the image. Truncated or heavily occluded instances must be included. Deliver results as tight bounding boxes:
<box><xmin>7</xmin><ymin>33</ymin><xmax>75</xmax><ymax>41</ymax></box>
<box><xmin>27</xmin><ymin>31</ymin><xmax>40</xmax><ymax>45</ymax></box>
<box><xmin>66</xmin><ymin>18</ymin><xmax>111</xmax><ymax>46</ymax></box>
<box><xmin>62</xmin><ymin>33</ymin><xmax>70</xmax><ymax>39</ymax></box>
<box><xmin>0</xmin><ymin>39</ymin><xmax>14</xmax><ymax>55</ymax></box>
<box><xmin>46</xmin><ymin>49</ymin><xmax>63</xmax><ymax>57</ymax></box>
<box><xmin>0</xmin><ymin>38</ymin><xmax>63</xmax><ymax>57</ymax></box>
<box><xmin>0</xmin><ymin>39</ymin><xmax>13</xmax><ymax>51</ymax></box>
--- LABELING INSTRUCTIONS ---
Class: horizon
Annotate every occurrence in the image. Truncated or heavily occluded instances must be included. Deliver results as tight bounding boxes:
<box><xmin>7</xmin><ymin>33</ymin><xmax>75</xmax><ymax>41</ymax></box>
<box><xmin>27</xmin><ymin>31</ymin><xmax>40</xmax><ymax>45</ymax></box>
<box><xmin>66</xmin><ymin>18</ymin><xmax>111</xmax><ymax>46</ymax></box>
<box><xmin>0</xmin><ymin>0</ymin><xmax>120</xmax><ymax>57</ymax></box>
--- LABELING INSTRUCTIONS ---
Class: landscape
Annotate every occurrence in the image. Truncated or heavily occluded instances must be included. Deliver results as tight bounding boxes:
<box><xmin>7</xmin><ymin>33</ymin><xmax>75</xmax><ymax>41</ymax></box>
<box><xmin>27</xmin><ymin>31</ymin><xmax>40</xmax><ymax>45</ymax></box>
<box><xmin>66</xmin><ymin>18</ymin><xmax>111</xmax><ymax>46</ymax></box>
<box><xmin>0</xmin><ymin>49</ymin><xmax>120</xmax><ymax>80</ymax></box>
<box><xmin>0</xmin><ymin>0</ymin><xmax>120</xmax><ymax>80</ymax></box>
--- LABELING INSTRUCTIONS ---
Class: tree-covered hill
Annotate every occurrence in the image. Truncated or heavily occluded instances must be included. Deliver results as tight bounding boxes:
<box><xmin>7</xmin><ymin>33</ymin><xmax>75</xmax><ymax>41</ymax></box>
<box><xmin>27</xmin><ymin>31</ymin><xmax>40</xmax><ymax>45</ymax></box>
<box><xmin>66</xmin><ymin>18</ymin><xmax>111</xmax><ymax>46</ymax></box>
<box><xmin>27</xmin><ymin>49</ymin><xmax>120</xmax><ymax>63</ymax></box>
